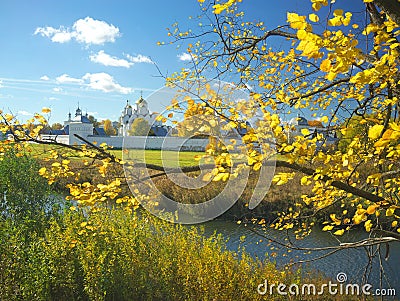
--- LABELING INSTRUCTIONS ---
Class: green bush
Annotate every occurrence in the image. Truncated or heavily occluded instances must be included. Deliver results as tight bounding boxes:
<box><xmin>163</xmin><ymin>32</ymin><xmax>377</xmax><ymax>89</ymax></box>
<box><xmin>0</xmin><ymin>146</ymin><xmax>58</xmax><ymax>234</ymax></box>
<box><xmin>0</xmin><ymin>208</ymin><xmax>305</xmax><ymax>301</ymax></box>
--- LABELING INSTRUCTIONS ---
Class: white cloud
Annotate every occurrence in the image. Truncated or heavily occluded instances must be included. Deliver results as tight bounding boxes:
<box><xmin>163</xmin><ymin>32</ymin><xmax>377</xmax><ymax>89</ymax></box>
<box><xmin>48</xmin><ymin>97</ymin><xmax>58</xmax><ymax>101</ymax></box>
<box><xmin>74</xmin><ymin>17</ymin><xmax>120</xmax><ymax>45</ymax></box>
<box><xmin>126</xmin><ymin>54</ymin><xmax>153</xmax><ymax>64</ymax></box>
<box><xmin>34</xmin><ymin>17</ymin><xmax>120</xmax><ymax>45</ymax></box>
<box><xmin>90</xmin><ymin>50</ymin><xmax>132</xmax><ymax>68</ymax></box>
<box><xmin>82</xmin><ymin>72</ymin><xmax>132</xmax><ymax>94</ymax></box>
<box><xmin>18</xmin><ymin>110</ymin><xmax>33</xmax><ymax>116</ymax></box>
<box><xmin>40</xmin><ymin>75</ymin><xmax>50</xmax><ymax>81</ymax></box>
<box><xmin>56</xmin><ymin>74</ymin><xmax>83</xmax><ymax>84</ymax></box>
<box><xmin>87</xmin><ymin>111</ymin><xmax>98</xmax><ymax>116</ymax></box>
<box><xmin>177</xmin><ymin>52</ymin><xmax>193</xmax><ymax>62</ymax></box>
<box><xmin>34</xmin><ymin>26</ymin><xmax>73</xmax><ymax>43</ymax></box>
<box><xmin>53</xmin><ymin>87</ymin><xmax>63</xmax><ymax>92</ymax></box>
<box><xmin>0</xmin><ymin>80</ymin><xmax>3</xmax><ymax>88</ymax></box>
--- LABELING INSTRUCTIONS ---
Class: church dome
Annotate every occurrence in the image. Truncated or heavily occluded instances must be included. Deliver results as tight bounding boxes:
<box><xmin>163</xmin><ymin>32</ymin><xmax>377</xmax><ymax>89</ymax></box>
<box><xmin>73</xmin><ymin>115</ymin><xmax>91</xmax><ymax>123</ymax></box>
<box><xmin>136</xmin><ymin>96</ymin><xmax>147</xmax><ymax>105</ymax></box>
<box><xmin>124</xmin><ymin>100</ymin><xmax>132</xmax><ymax>109</ymax></box>
<box><xmin>75</xmin><ymin>107</ymin><xmax>82</xmax><ymax>116</ymax></box>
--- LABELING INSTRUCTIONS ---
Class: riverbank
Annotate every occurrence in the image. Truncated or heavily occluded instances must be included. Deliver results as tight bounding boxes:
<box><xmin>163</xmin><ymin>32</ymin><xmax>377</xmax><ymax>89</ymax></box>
<box><xmin>2</xmin><ymin>145</ymin><xmax>393</xmax><ymax>300</ymax></box>
<box><xmin>37</xmin><ymin>157</ymin><xmax>308</xmax><ymax>222</ymax></box>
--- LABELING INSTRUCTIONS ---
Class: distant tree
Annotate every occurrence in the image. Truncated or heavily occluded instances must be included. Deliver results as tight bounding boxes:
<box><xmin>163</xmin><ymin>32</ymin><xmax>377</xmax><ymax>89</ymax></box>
<box><xmin>88</xmin><ymin>115</ymin><xmax>100</xmax><ymax>128</ymax></box>
<box><xmin>129</xmin><ymin>118</ymin><xmax>151</xmax><ymax>136</ymax></box>
<box><xmin>51</xmin><ymin>123</ymin><xmax>63</xmax><ymax>130</ymax></box>
<box><xmin>39</xmin><ymin>125</ymin><xmax>51</xmax><ymax>134</ymax></box>
<box><xmin>103</xmin><ymin>119</ymin><xmax>116</xmax><ymax>136</ymax></box>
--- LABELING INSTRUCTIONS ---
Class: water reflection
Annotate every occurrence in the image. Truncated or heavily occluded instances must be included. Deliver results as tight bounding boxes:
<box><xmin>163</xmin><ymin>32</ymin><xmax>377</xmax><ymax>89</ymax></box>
<box><xmin>198</xmin><ymin>219</ymin><xmax>400</xmax><ymax>291</ymax></box>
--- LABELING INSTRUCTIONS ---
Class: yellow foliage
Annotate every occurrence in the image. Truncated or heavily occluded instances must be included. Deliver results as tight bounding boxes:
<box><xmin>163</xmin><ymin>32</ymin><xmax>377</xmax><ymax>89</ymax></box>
<box><xmin>309</xmin><ymin>13</ymin><xmax>319</xmax><ymax>23</ymax></box>
<box><xmin>368</xmin><ymin>124</ymin><xmax>384</xmax><ymax>140</ymax></box>
<box><xmin>364</xmin><ymin>220</ymin><xmax>372</xmax><ymax>232</ymax></box>
<box><xmin>287</xmin><ymin>12</ymin><xmax>307</xmax><ymax>30</ymax></box>
<box><xmin>333</xmin><ymin>229</ymin><xmax>345</xmax><ymax>236</ymax></box>
<box><xmin>366</xmin><ymin>204</ymin><xmax>379</xmax><ymax>215</ymax></box>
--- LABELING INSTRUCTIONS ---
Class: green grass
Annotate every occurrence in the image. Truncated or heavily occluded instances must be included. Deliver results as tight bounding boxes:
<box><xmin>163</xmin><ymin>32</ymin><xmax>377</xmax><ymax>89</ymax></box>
<box><xmin>115</xmin><ymin>149</ymin><xmax>203</xmax><ymax>167</ymax></box>
<box><xmin>27</xmin><ymin>142</ymin><xmax>203</xmax><ymax>168</ymax></box>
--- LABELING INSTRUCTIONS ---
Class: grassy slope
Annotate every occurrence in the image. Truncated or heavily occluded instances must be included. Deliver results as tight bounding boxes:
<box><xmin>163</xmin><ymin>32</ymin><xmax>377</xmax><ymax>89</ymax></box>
<box><xmin>27</xmin><ymin>142</ymin><xmax>202</xmax><ymax>168</ymax></box>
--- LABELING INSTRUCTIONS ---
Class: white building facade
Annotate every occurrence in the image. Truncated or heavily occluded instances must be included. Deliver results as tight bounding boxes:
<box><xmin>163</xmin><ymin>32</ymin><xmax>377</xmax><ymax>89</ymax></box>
<box><xmin>119</xmin><ymin>96</ymin><xmax>162</xmax><ymax>136</ymax></box>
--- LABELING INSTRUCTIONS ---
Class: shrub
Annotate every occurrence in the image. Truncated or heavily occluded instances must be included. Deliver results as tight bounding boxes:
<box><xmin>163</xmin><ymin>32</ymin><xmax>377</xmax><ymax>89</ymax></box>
<box><xmin>0</xmin><ymin>145</ymin><xmax>58</xmax><ymax>234</ymax></box>
<box><xmin>0</xmin><ymin>208</ymin><xmax>305</xmax><ymax>301</ymax></box>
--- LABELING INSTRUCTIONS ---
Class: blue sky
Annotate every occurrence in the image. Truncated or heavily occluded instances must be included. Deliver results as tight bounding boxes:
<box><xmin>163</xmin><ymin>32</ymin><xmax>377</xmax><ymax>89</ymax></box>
<box><xmin>0</xmin><ymin>0</ymin><xmax>364</xmax><ymax>124</ymax></box>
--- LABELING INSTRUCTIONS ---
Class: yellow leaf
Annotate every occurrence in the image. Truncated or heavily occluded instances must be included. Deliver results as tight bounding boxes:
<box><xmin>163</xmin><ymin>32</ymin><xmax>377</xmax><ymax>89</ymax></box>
<box><xmin>366</xmin><ymin>204</ymin><xmax>378</xmax><ymax>215</ymax></box>
<box><xmin>368</xmin><ymin>124</ymin><xmax>384</xmax><ymax>140</ymax></box>
<box><xmin>322</xmin><ymin>225</ymin><xmax>334</xmax><ymax>231</ymax></box>
<box><xmin>276</xmin><ymin>179</ymin><xmax>287</xmax><ymax>186</ymax></box>
<box><xmin>333</xmin><ymin>9</ymin><xmax>343</xmax><ymax>16</ymax></box>
<box><xmin>392</xmin><ymin>220</ymin><xmax>398</xmax><ymax>227</ymax></box>
<box><xmin>327</xmin><ymin>71</ymin><xmax>337</xmax><ymax>81</ymax></box>
<box><xmin>390</xmin><ymin>122</ymin><xmax>400</xmax><ymax>131</ymax></box>
<box><xmin>320</xmin><ymin>59</ymin><xmax>331</xmax><ymax>72</ymax></box>
<box><xmin>333</xmin><ymin>229</ymin><xmax>345</xmax><ymax>236</ymax></box>
<box><xmin>213</xmin><ymin>172</ymin><xmax>228</xmax><ymax>182</ymax></box>
<box><xmin>386</xmin><ymin>207</ymin><xmax>395</xmax><ymax>217</ymax></box>
<box><xmin>38</xmin><ymin>167</ymin><xmax>47</xmax><ymax>176</ymax></box>
<box><xmin>301</xmin><ymin>128</ymin><xmax>310</xmax><ymax>135</ymax></box>
<box><xmin>41</xmin><ymin>107</ymin><xmax>51</xmax><ymax>114</ymax></box>
<box><xmin>364</xmin><ymin>220</ymin><xmax>372</xmax><ymax>232</ymax></box>
<box><xmin>320</xmin><ymin>116</ymin><xmax>329</xmax><ymax>123</ymax></box>
<box><xmin>309</xmin><ymin>13</ymin><xmax>319</xmax><ymax>22</ymax></box>
<box><xmin>297</xmin><ymin>29</ymin><xmax>308</xmax><ymax>40</ymax></box>
<box><xmin>253</xmin><ymin>162</ymin><xmax>262</xmax><ymax>171</ymax></box>
<box><xmin>300</xmin><ymin>176</ymin><xmax>309</xmax><ymax>185</ymax></box>
<box><xmin>287</xmin><ymin>12</ymin><xmax>307</xmax><ymax>30</ymax></box>
<box><xmin>252</xmin><ymin>93</ymin><xmax>262</xmax><ymax>100</ymax></box>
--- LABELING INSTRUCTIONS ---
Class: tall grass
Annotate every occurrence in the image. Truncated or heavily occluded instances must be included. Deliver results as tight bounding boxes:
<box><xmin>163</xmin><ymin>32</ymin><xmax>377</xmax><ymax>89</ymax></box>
<box><xmin>1</xmin><ymin>208</ymin><xmax>304</xmax><ymax>301</ymax></box>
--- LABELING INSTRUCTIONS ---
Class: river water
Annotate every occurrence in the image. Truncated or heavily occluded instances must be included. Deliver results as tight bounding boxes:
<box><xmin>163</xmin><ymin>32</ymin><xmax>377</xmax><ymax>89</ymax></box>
<box><xmin>199</xmin><ymin>219</ymin><xmax>400</xmax><ymax>292</ymax></box>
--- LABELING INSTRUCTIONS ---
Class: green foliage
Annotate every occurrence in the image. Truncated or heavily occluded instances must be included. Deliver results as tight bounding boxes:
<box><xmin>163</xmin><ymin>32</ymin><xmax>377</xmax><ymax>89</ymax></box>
<box><xmin>0</xmin><ymin>146</ymin><xmax>57</xmax><ymax>233</ymax></box>
<box><xmin>128</xmin><ymin>118</ymin><xmax>151</xmax><ymax>136</ymax></box>
<box><xmin>0</xmin><ymin>208</ymin><xmax>304</xmax><ymax>301</ymax></box>
<box><xmin>51</xmin><ymin>123</ymin><xmax>63</xmax><ymax>130</ymax></box>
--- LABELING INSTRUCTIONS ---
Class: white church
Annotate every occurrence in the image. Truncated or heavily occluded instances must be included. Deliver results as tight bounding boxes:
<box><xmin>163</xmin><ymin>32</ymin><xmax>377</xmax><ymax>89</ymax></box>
<box><xmin>39</xmin><ymin>95</ymin><xmax>171</xmax><ymax>147</ymax></box>
<box><xmin>119</xmin><ymin>95</ymin><xmax>164</xmax><ymax>136</ymax></box>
